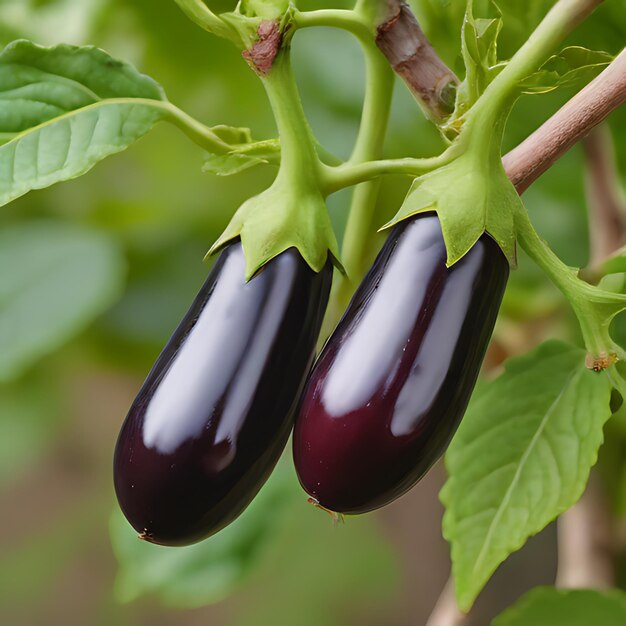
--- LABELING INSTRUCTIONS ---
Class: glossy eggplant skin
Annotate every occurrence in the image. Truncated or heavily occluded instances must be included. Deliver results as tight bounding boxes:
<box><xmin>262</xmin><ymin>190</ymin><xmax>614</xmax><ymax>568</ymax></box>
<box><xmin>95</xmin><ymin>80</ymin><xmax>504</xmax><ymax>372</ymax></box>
<box><xmin>293</xmin><ymin>213</ymin><xmax>508</xmax><ymax>514</ymax></box>
<box><xmin>114</xmin><ymin>243</ymin><xmax>332</xmax><ymax>546</ymax></box>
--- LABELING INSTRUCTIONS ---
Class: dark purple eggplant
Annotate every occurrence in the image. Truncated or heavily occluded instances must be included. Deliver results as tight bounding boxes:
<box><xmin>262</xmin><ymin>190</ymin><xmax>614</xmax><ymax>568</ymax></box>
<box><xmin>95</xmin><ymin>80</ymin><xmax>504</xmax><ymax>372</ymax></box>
<box><xmin>114</xmin><ymin>243</ymin><xmax>332</xmax><ymax>546</ymax></box>
<box><xmin>293</xmin><ymin>213</ymin><xmax>508</xmax><ymax>514</ymax></box>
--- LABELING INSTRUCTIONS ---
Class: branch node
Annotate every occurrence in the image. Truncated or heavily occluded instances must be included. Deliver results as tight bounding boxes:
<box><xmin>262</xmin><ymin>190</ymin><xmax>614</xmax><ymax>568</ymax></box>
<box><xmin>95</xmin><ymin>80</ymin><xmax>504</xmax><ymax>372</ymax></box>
<box><xmin>242</xmin><ymin>21</ymin><xmax>283</xmax><ymax>76</ymax></box>
<box><xmin>375</xmin><ymin>1</ymin><xmax>458</xmax><ymax>121</ymax></box>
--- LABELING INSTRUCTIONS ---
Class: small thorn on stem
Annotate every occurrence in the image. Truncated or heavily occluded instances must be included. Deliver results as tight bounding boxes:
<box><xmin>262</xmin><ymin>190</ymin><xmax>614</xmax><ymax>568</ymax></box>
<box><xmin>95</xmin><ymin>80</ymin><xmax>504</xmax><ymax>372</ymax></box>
<box><xmin>306</xmin><ymin>497</ymin><xmax>345</xmax><ymax>526</ymax></box>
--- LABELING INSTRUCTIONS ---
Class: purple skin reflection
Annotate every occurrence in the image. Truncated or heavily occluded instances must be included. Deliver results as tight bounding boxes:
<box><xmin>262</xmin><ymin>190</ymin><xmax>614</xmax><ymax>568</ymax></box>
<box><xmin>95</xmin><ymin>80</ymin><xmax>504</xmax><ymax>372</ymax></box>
<box><xmin>293</xmin><ymin>213</ymin><xmax>509</xmax><ymax>514</ymax></box>
<box><xmin>114</xmin><ymin>243</ymin><xmax>332</xmax><ymax>546</ymax></box>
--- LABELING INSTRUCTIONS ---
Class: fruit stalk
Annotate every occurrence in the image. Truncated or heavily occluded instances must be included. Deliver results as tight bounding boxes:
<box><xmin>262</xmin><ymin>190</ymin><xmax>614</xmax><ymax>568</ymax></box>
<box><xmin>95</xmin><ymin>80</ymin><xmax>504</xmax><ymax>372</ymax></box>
<box><xmin>321</xmin><ymin>35</ymin><xmax>394</xmax><ymax>338</ymax></box>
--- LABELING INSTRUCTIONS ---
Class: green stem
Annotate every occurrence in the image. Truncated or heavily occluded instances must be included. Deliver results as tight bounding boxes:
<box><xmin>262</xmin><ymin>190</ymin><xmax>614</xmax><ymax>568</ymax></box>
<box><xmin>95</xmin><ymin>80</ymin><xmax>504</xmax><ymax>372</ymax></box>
<box><xmin>152</xmin><ymin>100</ymin><xmax>278</xmax><ymax>165</ymax></box>
<box><xmin>160</xmin><ymin>101</ymin><xmax>243</xmax><ymax>152</ymax></box>
<box><xmin>261</xmin><ymin>51</ymin><xmax>323</xmax><ymax>189</ymax></box>
<box><xmin>516</xmin><ymin>208</ymin><xmax>626</xmax><ymax>360</ymax></box>
<box><xmin>172</xmin><ymin>0</ymin><xmax>240</xmax><ymax>44</ymax></box>
<box><xmin>469</xmin><ymin>0</ymin><xmax>604</xmax><ymax>127</ymax></box>
<box><xmin>321</xmin><ymin>149</ymin><xmax>459</xmax><ymax>193</ymax></box>
<box><xmin>323</xmin><ymin>43</ymin><xmax>394</xmax><ymax>334</ymax></box>
<box><xmin>293</xmin><ymin>9</ymin><xmax>371</xmax><ymax>41</ymax></box>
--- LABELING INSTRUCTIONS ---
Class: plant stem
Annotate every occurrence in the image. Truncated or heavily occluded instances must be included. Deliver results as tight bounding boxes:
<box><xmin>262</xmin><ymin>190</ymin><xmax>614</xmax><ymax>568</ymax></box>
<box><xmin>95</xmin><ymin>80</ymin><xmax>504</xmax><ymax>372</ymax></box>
<box><xmin>504</xmin><ymin>48</ymin><xmax>626</xmax><ymax>194</ymax></box>
<box><xmin>321</xmin><ymin>150</ymin><xmax>457</xmax><ymax>193</ymax></box>
<box><xmin>374</xmin><ymin>0</ymin><xmax>459</xmax><ymax>122</ymax></box>
<box><xmin>160</xmin><ymin>101</ymin><xmax>274</xmax><ymax>157</ymax></box>
<box><xmin>260</xmin><ymin>51</ymin><xmax>323</xmax><ymax>189</ymax></box>
<box><xmin>425</xmin><ymin>577</ymin><xmax>468</xmax><ymax>626</ymax></box>
<box><xmin>292</xmin><ymin>9</ymin><xmax>371</xmax><ymax>40</ymax></box>
<box><xmin>172</xmin><ymin>0</ymin><xmax>239</xmax><ymax>43</ymax></box>
<box><xmin>583</xmin><ymin>124</ymin><xmax>626</xmax><ymax>268</ymax></box>
<box><xmin>556</xmin><ymin>473</ymin><xmax>615</xmax><ymax>588</ymax></box>
<box><xmin>515</xmin><ymin>208</ymin><xmax>626</xmax><ymax>360</ymax></box>
<box><xmin>322</xmin><ymin>41</ymin><xmax>394</xmax><ymax>336</ymax></box>
<box><xmin>474</xmin><ymin>0</ymin><xmax>604</xmax><ymax>121</ymax></box>
<box><xmin>295</xmin><ymin>2</ymin><xmax>459</xmax><ymax>124</ymax></box>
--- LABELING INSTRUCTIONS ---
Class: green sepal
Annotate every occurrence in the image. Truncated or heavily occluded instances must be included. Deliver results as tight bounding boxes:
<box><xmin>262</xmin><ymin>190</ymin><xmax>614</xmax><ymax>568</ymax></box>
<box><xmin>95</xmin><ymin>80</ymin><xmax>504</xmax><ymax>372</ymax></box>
<box><xmin>381</xmin><ymin>147</ymin><xmax>519</xmax><ymax>268</ymax></box>
<box><xmin>207</xmin><ymin>181</ymin><xmax>342</xmax><ymax>280</ymax></box>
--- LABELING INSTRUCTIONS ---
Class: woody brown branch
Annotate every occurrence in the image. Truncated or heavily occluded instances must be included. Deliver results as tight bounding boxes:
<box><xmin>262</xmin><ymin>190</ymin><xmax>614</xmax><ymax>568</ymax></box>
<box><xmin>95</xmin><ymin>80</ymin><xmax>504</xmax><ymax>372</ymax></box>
<box><xmin>375</xmin><ymin>1</ymin><xmax>459</xmax><ymax>122</ymax></box>
<box><xmin>583</xmin><ymin>124</ymin><xmax>626</xmax><ymax>266</ymax></box>
<box><xmin>375</xmin><ymin>4</ymin><xmax>625</xmax><ymax>196</ymax></box>
<box><xmin>425</xmin><ymin>577</ymin><xmax>468</xmax><ymax>626</ymax></box>
<box><xmin>504</xmin><ymin>48</ymin><xmax>626</xmax><ymax>194</ymax></box>
<box><xmin>556</xmin><ymin>473</ymin><xmax>616</xmax><ymax>589</ymax></box>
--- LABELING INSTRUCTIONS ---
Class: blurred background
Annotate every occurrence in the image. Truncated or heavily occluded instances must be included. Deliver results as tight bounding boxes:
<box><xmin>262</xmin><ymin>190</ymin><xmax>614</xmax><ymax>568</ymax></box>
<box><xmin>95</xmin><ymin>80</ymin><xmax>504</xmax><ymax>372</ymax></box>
<box><xmin>0</xmin><ymin>1</ymin><xmax>625</xmax><ymax>624</ymax></box>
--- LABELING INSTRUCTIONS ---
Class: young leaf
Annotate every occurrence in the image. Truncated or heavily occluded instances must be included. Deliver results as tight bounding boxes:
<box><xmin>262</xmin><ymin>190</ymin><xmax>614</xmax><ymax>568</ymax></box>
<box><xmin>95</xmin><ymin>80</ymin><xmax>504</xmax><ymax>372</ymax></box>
<box><xmin>443</xmin><ymin>3</ymin><xmax>505</xmax><ymax>134</ymax></box>
<box><xmin>202</xmin><ymin>133</ymin><xmax>280</xmax><ymax>176</ymax></box>
<box><xmin>203</xmin><ymin>152</ymin><xmax>267</xmax><ymax>176</ymax></box>
<box><xmin>0</xmin><ymin>39</ymin><xmax>168</xmax><ymax>206</ymax></box>
<box><xmin>459</xmin><ymin>13</ymin><xmax>503</xmax><ymax>109</ymax></box>
<box><xmin>110</xmin><ymin>462</ymin><xmax>294</xmax><ymax>608</ymax></box>
<box><xmin>0</xmin><ymin>221</ymin><xmax>125</xmax><ymax>381</ymax></box>
<box><xmin>492</xmin><ymin>587</ymin><xmax>626</xmax><ymax>626</ymax></box>
<box><xmin>441</xmin><ymin>341</ymin><xmax>613</xmax><ymax>611</ymax></box>
<box><xmin>520</xmin><ymin>46</ymin><xmax>613</xmax><ymax>94</ymax></box>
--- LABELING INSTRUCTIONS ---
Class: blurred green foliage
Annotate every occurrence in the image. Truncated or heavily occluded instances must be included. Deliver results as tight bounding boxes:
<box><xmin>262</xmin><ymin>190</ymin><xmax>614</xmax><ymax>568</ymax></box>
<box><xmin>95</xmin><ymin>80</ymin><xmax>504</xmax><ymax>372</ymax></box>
<box><xmin>0</xmin><ymin>0</ymin><xmax>624</xmax><ymax>624</ymax></box>
<box><xmin>492</xmin><ymin>587</ymin><xmax>626</xmax><ymax>625</ymax></box>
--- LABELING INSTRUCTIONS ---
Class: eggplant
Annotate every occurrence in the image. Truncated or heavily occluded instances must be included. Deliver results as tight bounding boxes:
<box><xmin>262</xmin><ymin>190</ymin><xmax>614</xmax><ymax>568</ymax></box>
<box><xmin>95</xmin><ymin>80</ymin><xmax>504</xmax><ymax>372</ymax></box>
<box><xmin>114</xmin><ymin>243</ymin><xmax>332</xmax><ymax>546</ymax></box>
<box><xmin>293</xmin><ymin>213</ymin><xmax>508</xmax><ymax>514</ymax></box>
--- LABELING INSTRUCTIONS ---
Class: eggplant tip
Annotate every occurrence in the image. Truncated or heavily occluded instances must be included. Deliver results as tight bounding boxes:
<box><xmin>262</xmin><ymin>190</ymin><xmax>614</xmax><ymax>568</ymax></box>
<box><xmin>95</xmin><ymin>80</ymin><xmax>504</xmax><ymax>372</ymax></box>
<box><xmin>306</xmin><ymin>497</ymin><xmax>345</xmax><ymax>526</ymax></box>
<box><xmin>138</xmin><ymin>529</ymin><xmax>155</xmax><ymax>543</ymax></box>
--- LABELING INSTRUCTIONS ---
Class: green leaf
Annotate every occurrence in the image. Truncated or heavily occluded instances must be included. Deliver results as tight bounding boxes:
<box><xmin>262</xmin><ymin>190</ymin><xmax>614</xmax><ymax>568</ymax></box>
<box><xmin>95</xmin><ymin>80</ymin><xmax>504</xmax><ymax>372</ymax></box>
<box><xmin>110</xmin><ymin>462</ymin><xmax>295</xmax><ymax>608</ymax></box>
<box><xmin>460</xmin><ymin>12</ymin><xmax>503</xmax><ymax>106</ymax></box>
<box><xmin>382</xmin><ymin>149</ymin><xmax>519</xmax><ymax>267</ymax></box>
<box><xmin>520</xmin><ymin>46</ymin><xmax>613</xmax><ymax>95</ymax></box>
<box><xmin>0</xmin><ymin>39</ymin><xmax>163</xmax><ymax>133</ymax></box>
<box><xmin>441</xmin><ymin>341</ymin><xmax>613</xmax><ymax>611</ymax></box>
<box><xmin>209</xmin><ymin>124</ymin><xmax>254</xmax><ymax>145</ymax></box>
<box><xmin>209</xmin><ymin>180</ymin><xmax>341</xmax><ymax>279</ymax></box>
<box><xmin>202</xmin><ymin>130</ymin><xmax>280</xmax><ymax>176</ymax></box>
<box><xmin>0</xmin><ymin>39</ymin><xmax>168</xmax><ymax>205</ymax></box>
<box><xmin>0</xmin><ymin>221</ymin><xmax>125</xmax><ymax>381</ymax></box>
<box><xmin>203</xmin><ymin>151</ymin><xmax>267</xmax><ymax>175</ymax></box>
<box><xmin>443</xmin><ymin>3</ymin><xmax>506</xmax><ymax>134</ymax></box>
<box><xmin>492</xmin><ymin>587</ymin><xmax>626</xmax><ymax>626</ymax></box>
